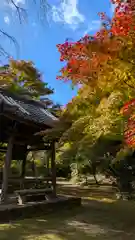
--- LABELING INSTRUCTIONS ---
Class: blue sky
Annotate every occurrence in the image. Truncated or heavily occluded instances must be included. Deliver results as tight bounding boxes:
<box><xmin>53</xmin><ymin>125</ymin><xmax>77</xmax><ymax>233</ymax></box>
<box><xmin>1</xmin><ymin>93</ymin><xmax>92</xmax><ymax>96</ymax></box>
<box><xmin>0</xmin><ymin>0</ymin><xmax>114</xmax><ymax>105</ymax></box>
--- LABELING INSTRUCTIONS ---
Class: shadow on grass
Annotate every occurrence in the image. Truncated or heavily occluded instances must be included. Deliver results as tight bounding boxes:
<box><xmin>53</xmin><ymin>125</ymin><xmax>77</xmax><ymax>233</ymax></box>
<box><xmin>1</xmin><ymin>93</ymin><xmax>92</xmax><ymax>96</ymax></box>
<box><xmin>0</xmin><ymin>199</ymin><xmax>135</xmax><ymax>240</ymax></box>
<box><xmin>0</xmin><ymin>185</ymin><xmax>135</xmax><ymax>240</ymax></box>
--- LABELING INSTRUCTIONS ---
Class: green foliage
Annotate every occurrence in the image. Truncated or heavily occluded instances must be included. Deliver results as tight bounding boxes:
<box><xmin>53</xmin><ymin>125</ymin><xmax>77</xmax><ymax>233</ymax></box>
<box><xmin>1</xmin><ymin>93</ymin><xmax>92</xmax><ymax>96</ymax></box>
<box><xmin>46</xmin><ymin>68</ymin><xmax>135</xmax><ymax>185</ymax></box>
<box><xmin>0</xmin><ymin>60</ymin><xmax>54</xmax><ymax>99</ymax></box>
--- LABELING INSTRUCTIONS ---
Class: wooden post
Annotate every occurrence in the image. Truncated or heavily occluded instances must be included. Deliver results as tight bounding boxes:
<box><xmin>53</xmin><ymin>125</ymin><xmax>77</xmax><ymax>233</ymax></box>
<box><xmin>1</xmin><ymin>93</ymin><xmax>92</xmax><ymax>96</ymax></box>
<box><xmin>0</xmin><ymin>136</ymin><xmax>14</xmax><ymax>203</ymax></box>
<box><xmin>20</xmin><ymin>157</ymin><xmax>26</xmax><ymax>189</ymax></box>
<box><xmin>51</xmin><ymin>141</ymin><xmax>56</xmax><ymax>197</ymax></box>
<box><xmin>46</xmin><ymin>151</ymin><xmax>50</xmax><ymax>186</ymax></box>
<box><xmin>21</xmin><ymin>157</ymin><xmax>26</xmax><ymax>178</ymax></box>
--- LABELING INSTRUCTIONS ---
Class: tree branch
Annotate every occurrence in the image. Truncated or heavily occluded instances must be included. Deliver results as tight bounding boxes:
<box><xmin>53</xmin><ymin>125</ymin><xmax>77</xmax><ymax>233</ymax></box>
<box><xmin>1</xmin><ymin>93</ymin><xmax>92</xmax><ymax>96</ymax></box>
<box><xmin>0</xmin><ymin>29</ymin><xmax>19</xmax><ymax>58</ymax></box>
<box><xmin>9</xmin><ymin>0</ymin><xmax>27</xmax><ymax>23</ymax></box>
<box><xmin>123</xmin><ymin>79</ymin><xmax>135</xmax><ymax>91</ymax></box>
<box><xmin>0</xmin><ymin>0</ymin><xmax>51</xmax><ymax>59</ymax></box>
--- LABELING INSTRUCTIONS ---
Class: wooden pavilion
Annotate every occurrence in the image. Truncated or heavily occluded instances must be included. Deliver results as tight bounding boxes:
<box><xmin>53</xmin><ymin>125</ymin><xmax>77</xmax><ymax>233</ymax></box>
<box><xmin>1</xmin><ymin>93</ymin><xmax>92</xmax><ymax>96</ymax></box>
<box><xmin>0</xmin><ymin>88</ymin><xmax>58</xmax><ymax>204</ymax></box>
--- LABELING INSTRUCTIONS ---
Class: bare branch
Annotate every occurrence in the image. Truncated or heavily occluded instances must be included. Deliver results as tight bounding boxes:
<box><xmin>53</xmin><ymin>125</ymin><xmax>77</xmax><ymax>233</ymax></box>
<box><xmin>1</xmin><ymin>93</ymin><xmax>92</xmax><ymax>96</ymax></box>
<box><xmin>123</xmin><ymin>79</ymin><xmax>135</xmax><ymax>91</ymax></box>
<box><xmin>39</xmin><ymin>0</ymin><xmax>51</xmax><ymax>21</ymax></box>
<box><xmin>0</xmin><ymin>0</ymin><xmax>51</xmax><ymax>60</ymax></box>
<box><xmin>0</xmin><ymin>45</ymin><xmax>10</xmax><ymax>58</ymax></box>
<box><xmin>0</xmin><ymin>29</ymin><xmax>19</xmax><ymax>58</ymax></box>
<box><xmin>8</xmin><ymin>0</ymin><xmax>27</xmax><ymax>23</ymax></box>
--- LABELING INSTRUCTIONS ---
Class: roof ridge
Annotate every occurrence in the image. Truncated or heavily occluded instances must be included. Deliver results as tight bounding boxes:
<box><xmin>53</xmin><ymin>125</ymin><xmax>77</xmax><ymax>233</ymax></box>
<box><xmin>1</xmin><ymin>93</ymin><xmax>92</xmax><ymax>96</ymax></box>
<box><xmin>0</xmin><ymin>88</ymin><xmax>46</xmax><ymax>107</ymax></box>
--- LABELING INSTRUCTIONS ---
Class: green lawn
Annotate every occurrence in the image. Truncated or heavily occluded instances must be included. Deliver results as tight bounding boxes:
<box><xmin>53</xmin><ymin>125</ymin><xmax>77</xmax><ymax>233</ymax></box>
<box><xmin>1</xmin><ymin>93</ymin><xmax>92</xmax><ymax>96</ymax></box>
<box><xmin>1</xmin><ymin>184</ymin><xmax>135</xmax><ymax>240</ymax></box>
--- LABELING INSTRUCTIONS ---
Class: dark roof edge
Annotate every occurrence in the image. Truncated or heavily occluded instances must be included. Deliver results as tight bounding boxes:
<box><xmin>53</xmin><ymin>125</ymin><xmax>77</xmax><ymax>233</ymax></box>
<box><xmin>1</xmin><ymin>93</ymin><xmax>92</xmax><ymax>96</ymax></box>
<box><xmin>0</xmin><ymin>88</ymin><xmax>59</xmax><ymax>122</ymax></box>
<box><xmin>0</xmin><ymin>88</ymin><xmax>51</xmax><ymax>109</ymax></box>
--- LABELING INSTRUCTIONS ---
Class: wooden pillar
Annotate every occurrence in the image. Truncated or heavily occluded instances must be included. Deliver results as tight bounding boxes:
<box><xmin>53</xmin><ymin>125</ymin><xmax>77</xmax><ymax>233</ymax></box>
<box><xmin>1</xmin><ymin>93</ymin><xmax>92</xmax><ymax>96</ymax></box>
<box><xmin>42</xmin><ymin>151</ymin><xmax>50</xmax><ymax>186</ymax></box>
<box><xmin>0</xmin><ymin>136</ymin><xmax>14</xmax><ymax>203</ymax></box>
<box><xmin>51</xmin><ymin>141</ymin><xmax>56</xmax><ymax>197</ymax></box>
<box><xmin>46</xmin><ymin>152</ymin><xmax>49</xmax><ymax>174</ymax></box>
<box><xmin>21</xmin><ymin>157</ymin><xmax>26</xmax><ymax>178</ymax></box>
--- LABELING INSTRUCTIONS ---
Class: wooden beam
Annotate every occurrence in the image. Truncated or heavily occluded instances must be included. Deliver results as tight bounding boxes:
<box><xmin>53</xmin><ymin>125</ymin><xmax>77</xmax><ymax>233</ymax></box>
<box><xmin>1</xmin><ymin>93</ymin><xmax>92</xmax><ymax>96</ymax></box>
<box><xmin>28</xmin><ymin>146</ymin><xmax>51</xmax><ymax>151</ymax></box>
<box><xmin>5</xmin><ymin>131</ymin><xmax>37</xmax><ymax>145</ymax></box>
<box><xmin>0</xmin><ymin>136</ymin><xmax>14</xmax><ymax>203</ymax></box>
<box><xmin>0</xmin><ymin>147</ymin><xmax>7</xmax><ymax>152</ymax></box>
<box><xmin>0</xmin><ymin>145</ymin><xmax>52</xmax><ymax>153</ymax></box>
<box><xmin>50</xmin><ymin>141</ymin><xmax>56</xmax><ymax>197</ymax></box>
<box><xmin>2</xmin><ymin>112</ymin><xmax>43</xmax><ymax>129</ymax></box>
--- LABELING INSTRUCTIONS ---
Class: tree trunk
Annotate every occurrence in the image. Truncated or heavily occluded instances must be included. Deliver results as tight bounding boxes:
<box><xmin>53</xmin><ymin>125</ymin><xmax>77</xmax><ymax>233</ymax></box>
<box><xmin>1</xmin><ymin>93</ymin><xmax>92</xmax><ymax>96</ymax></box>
<box><xmin>89</xmin><ymin>160</ymin><xmax>99</xmax><ymax>185</ymax></box>
<box><xmin>32</xmin><ymin>152</ymin><xmax>37</xmax><ymax>177</ymax></box>
<box><xmin>93</xmin><ymin>173</ymin><xmax>99</xmax><ymax>185</ymax></box>
<box><xmin>0</xmin><ymin>136</ymin><xmax>14</xmax><ymax>203</ymax></box>
<box><xmin>85</xmin><ymin>175</ymin><xmax>88</xmax><ymax>185</ymax></box>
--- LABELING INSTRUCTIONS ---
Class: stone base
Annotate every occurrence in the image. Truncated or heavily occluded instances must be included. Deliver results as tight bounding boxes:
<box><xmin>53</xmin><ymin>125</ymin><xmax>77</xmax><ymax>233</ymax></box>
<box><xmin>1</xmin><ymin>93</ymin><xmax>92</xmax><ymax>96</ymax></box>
<box><xmin>0</xmin><ymin>195</ymin><xmax>81</xmax><ymax>223</ymax></box>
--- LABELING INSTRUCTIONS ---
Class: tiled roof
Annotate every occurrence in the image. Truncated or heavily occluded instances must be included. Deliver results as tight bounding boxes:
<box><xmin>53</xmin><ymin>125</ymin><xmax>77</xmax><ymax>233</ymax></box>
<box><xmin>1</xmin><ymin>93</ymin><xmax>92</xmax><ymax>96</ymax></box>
<box><xmin>0</xmin><ymin>90</ymin><xmax>58</xmax><ymax>128</ymax></box>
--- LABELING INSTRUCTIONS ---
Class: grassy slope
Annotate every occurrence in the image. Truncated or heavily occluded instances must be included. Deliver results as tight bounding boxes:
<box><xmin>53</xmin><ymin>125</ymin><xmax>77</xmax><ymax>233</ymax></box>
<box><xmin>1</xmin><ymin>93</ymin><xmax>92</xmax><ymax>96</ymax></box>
<box><xmin>0</xmin><ymin>184</ymin><xmax>135</xmax><ymax>240</ymax></box>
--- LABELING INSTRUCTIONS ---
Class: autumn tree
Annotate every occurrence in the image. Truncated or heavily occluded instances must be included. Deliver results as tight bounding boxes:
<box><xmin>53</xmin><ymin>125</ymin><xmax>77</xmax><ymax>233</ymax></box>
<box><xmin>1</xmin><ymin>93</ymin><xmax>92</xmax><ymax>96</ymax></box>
<box><xmin>43</xmin><ymin>0</ymin><xmax>135</xmax><ymax>192</ymax></box>
<box><xmin>40</xmin><ymin>81</ymin><xmax>125</xmax><ymax>183</ymax></box>
<box><xmin>56</xmin><ymin>0</ymin><xmax>135</xmax><ymax>87</ymax></box>
<box><xmin>0</xmin><ymin>59</ymin><xmax>54</xmax><ymax>100</ymax></box>
<box><xmin>56</xmin><ymin>0</ymin><xmax>135</xmax><ymax>144</ymax></box>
